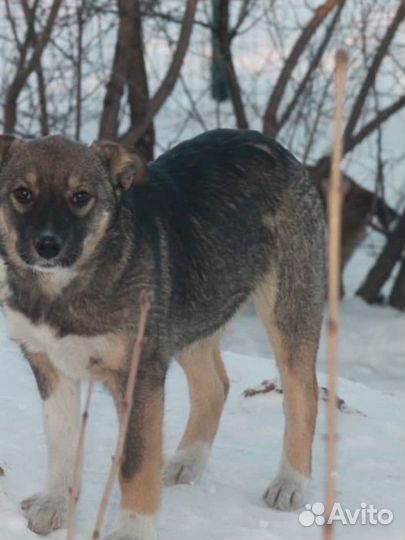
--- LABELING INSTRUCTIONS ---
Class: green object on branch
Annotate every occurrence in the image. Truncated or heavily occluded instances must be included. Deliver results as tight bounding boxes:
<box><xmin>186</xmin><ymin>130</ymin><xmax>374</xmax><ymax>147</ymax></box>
<box><xmin>211</xmin><ymin>0</ymin><xmax>229</xmax><ymax>102</ymax></box>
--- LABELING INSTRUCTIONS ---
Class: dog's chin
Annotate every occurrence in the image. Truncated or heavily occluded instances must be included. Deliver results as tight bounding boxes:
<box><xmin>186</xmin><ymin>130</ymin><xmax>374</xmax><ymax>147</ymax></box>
<box><xmin>23</xmin><ymin>260</ymin><xmax>78</xmax><ymax>292</ymax></box>
<box><xmin>22</xmin><ymin>257</ymin><xmax>76</xmax><ymax>274</ymax></box>
<box><xmin>31</xmin><ymin>264</ymin><xmax>64</xmax><ymax>273</ymax></box>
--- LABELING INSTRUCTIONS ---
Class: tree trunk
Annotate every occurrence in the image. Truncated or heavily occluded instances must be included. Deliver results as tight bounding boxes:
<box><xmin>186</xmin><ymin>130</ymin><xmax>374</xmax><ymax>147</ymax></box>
<box><xmin>356</xmin><ymin>209</ymin><xmax>405</xmax><ymax>303</ymax></box>
<box><xmin>389</xmin><ymin>258</ymin><xmax>405</xmax><ymax>311</ymax></box>
<box><xmin>127</xmin><ymin>0</ymin><xmax>154</xmax><ymax>161</ymax></box>
<box><xmin>98</xmin><ymin>0</ymin><xmax>132</xmax><ymax>141</ymax></box>
<box><xmin>216</xmin><ymin>0</ymin><xmax>249</xmax><ymax>129</ymax></box>
<box><xmin>98</xmin><ymin>0</ymin><xmax>154</xmax><ymax>160</ymax></box>
<box><xmin>120</xmin><ymin>0</ymin><xmax>198</xmax><ymax>149</ymax></box>
<box><xmin>211</xmin><ymin>0</ymin><xmax>229</xmax><ymax>102</ymax></box>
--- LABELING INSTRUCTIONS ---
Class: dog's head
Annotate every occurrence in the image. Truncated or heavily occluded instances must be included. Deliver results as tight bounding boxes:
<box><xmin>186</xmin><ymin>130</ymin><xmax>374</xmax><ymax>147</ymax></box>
<box><xmin>0</xmin><ymin>135</ymin><xmax>146</xmax><ymax>273</ymax></box>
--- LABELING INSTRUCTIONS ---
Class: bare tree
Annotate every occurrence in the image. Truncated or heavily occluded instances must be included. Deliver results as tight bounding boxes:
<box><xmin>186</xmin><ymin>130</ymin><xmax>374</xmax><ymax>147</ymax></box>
<box><xmin>3</xmin><ymin>0</ymin><xmax>63</xmax><ymax>133</ymax></box>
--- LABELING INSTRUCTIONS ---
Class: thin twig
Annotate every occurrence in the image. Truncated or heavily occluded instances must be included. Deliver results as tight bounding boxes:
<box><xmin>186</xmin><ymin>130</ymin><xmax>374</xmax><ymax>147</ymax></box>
<box><xmin>66</xmin><ymin>379</ymin><xmax>95</xmax><ymax>540</ymax></box>
<box><xmin>92</xmin><ymin>291</ymin><xmax>152</xmax><ymax>540</ymax></box>
<box><xmin>324</xmin><ymin>49</ymin><xmax>347</xmax><ymax>540</ymax></box>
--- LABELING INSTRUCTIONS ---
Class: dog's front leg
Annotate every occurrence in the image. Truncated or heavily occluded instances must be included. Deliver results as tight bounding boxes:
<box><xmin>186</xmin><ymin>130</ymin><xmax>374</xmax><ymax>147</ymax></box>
<box><xmin>105</xmin><ymin>362</ymin><xmax>166</xmax><ymax>540</ymax></box>
<box><xmin>21</xmin><ymin>351</ymin><xmax>80</xmax><ymax>534</ymax></box>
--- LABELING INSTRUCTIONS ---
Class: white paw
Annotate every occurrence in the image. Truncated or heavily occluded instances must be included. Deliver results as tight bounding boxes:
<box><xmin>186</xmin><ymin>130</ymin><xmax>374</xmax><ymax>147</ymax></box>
<box><xmin>264</xmin><ymin>460</ymin><xmax>309</xmax><ymax>511</ymax></box>
<box><xmin>21</xmin><ymin>491</ymin><xmax>67</xmax><ymax>534</ymax></box>
<box><xmin>163</xmin><ymin>442</ymin><xmax>210</xmax><ymax>486</ymax></box>
<box><xmin>103</xmin><ymin>511</ymin><xmax>157</xmax><ymax>540</ymax></box>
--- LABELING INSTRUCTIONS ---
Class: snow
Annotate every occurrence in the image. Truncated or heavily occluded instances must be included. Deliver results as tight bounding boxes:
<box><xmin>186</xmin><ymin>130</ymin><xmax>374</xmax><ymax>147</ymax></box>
<box><xmin>0</xmin><ymin>295</ymin><xmax>404</xmax><ymax>539</ymax></box>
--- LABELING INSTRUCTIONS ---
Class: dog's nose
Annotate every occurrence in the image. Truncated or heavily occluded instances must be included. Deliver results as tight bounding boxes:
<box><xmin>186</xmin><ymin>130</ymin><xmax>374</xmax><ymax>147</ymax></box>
<box><xmin>35</xmin><ymin>233</ymin><xmax>63</xmax><ymax>260</ymax></box>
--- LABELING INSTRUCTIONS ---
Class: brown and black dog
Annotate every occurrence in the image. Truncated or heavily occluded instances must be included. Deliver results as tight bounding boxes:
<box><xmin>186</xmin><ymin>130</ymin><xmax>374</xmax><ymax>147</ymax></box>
<box><xmin>0</xmin><ymin>129</ymin><xmax>325</xmax><ymax>539</ymax></box>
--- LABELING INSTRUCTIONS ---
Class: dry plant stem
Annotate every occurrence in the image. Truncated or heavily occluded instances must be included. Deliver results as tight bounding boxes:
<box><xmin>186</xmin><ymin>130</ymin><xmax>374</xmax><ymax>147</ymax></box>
<box><xmin>324</xmin><ymin>49</ymin><xmax>347</xmax><ymax>540</ymax></box>
<box><xmin>66</xmin><ymin>379</ymin><xmax>95</xmax><ymax>540</ymax></box>
<box><xmin>92</xmin><ymin>292</ymin><xmax>152</xmax><ymax>540</ymax></box>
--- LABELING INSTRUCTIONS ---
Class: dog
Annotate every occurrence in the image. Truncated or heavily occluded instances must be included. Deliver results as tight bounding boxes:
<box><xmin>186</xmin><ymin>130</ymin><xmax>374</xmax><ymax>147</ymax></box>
<box><xmin>0</xmin><ymin>129</ymin><xmax>325</xmax><ymax>539</ymax></box>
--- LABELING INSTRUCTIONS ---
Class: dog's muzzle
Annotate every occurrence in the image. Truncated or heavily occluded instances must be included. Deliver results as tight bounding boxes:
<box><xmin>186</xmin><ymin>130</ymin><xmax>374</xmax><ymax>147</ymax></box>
<box><xmin>34</xmin><ymin>233</ymin><xmax>63</xmax><ymax>261</ymax></box>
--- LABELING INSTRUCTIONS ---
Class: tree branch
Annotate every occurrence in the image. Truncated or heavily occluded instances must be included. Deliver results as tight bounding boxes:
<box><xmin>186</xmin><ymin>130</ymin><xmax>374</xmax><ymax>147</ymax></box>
<box><xmin>263</xmin><ymin>0</ymin><xmax>343</xmax><ymax>136</ymax></box>
<box><xmin>345</xmin><ymin>95</ymin><xmax>405</xmax><ymax>154</ymax></box>
<box><xmin>75</xmin><ymin>0</ymin><xmax>85</xmax><ymax>141</ymax></box>
<box><xmin>20</xmin><ymin>0</ymin><xmax>49</xmax><ymax>136</ymax></box>
<box><xmin>343</xmin><ymin>0</ymin><xmax>405</xmax><ymax>142</ymax></box>
<box><xmin>277</xmin><ymin>0</ymin><xmax>345</xmax><ymax>131</ymax></box>
<box><xmin>4</xmin><ymin>0</ymin><xmax>63</xmax><ymax>132</ymax></box>
<box><xmin>311</xmin><ymin>95</ymin><xmax>405</xmax><ymax>181</ymax></box>
<box><xmin>36</xmin><ymin>63</ymin><xmax>49</xmax><ymax>135</ymax></box>
<box><xmin>229</xmin><ymin>0</ymin><xmax>253</xmax><ymax>39</ymax></box>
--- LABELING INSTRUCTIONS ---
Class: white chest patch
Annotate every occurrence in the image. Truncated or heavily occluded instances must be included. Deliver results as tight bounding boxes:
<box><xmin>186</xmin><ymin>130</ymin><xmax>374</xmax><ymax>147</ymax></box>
<box><xmin>3</xmin><ymin>306</ymin><xmax>128</xmax><ymax>380</ymax></box>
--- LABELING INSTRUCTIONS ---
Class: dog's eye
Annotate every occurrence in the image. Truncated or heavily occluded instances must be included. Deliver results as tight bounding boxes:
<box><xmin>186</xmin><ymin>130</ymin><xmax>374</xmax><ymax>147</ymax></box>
<box><xmin>71</xmin><ymin>191</ymin><xmax>93</xmax><ymax>207</ymax></box>
<box><xmin>12</xmin><ymin>187</ymin><xmax>33</xmax><ymax>205</ymax></box>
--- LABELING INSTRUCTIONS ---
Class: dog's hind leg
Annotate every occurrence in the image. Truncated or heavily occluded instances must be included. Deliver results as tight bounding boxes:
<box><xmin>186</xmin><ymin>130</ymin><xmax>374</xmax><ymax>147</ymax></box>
<box><xmin>21</xmin><ymin>352</ymin><xmax>80</xmax><ymax>534</ymax></box>
<box><xmin>253</xmin><ymin>272</ymin><xmax>322</xmax><ymax>511</ymax></box>
<box><xmin>163</xmin><ymin>340</ymin><xmax>229</xmax><ymax>486</ymax></box>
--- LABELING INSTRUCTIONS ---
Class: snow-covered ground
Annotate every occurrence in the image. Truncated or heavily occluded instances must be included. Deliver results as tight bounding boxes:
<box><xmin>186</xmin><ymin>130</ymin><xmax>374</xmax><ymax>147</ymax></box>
<box><xmin>0</xmin><ymin>292</ymin><xmax>403</xmax><ymax>539</ymax></box>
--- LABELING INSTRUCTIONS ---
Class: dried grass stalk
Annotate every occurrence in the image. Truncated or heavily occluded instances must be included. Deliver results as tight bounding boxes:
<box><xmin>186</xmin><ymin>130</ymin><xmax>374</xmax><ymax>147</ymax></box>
<box><xmin>66</xmin><ymin>379</ymin><xmax>95</xmax><ymax>540</ymax></box>
<box><xmin>92</xmin><ymin>291</ymin><xmax>152</xmax><ymax>540</ymax></box>
<box><xmin>324</xmin><ymin>49</ymin><xmax>348</xmax><ymax>540</ymax></box>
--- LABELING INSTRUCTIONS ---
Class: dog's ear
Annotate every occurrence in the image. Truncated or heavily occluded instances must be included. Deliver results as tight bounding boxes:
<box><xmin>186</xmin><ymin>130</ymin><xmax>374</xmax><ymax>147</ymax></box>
<box><xmin>91</xmin><ymin>140</ymin><xmax>147</xmax><ymax>192</ymax></box>
<box><xmin>0</xmin><ymin>135</ymin><xmax>23</xmax><ymax>170</ymax></box>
